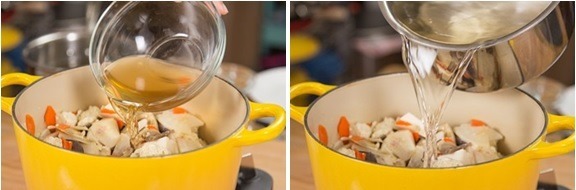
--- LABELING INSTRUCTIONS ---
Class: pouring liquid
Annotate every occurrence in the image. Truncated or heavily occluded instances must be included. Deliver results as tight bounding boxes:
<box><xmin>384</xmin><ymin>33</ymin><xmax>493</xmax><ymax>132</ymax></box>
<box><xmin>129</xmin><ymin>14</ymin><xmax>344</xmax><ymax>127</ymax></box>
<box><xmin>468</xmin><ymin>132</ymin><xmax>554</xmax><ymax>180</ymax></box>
<box><xmin>402</xmin><ymin>36</ymin><xmax>476</xmax><ymax>167</ymax></box>
<box><xmin>103</xmin><ymin>55</ymin><xmax>199</xmax><ymax>143</ymax></box>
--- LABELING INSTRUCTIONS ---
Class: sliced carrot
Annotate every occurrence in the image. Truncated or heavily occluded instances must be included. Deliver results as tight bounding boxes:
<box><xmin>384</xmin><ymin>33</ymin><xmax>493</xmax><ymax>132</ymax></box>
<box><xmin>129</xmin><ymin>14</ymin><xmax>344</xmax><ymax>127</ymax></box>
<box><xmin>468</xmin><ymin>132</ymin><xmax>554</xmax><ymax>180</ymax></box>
<box><xmin>350</xmin><ymin>135</ymin><xmax>364</xmax><ymax>143</ymax></box>
<box><xmin>411</xmin><ymin>131</ymin><xmax>420</xmax><ymax>142</ymax></box>
<box><xmin>147</xmin><ymin>125</ymin><xmax>158</xmax><ymax>131</ymax></box>
<box><xmin>44</xmin><ymin>105</ymin><xmax>56</xmax><ymax>126</ymax></box>
<box><xmin>354</xmin><ymin>149</ymin><xmax>366</xmax><ymax>161</ymax></box>
<box><xmin>337</xmin><ymin>116</ymin><xmax>350</xmax><ymax>138</ymax></box>
<box><xmin>61</xmin><ymin>138</ymin><xmax>72</xmax><ymax>150</ymax></box>
<box><xmin>101</xmin><ymin>108</ymin><xmax>116</xmax><ymax>114</ymax></box>
<box><xmin>115</xmin><ymin>119</ymin><xmax>125</xmax><ymax>130</ymax></box>
<box><xmin>395</xmin><ymin>119</ymin><xmax>411</xmax><ymax>127</ymax></box>
<box><xmin>444</xmin><ymin>137</ymin><xmax>455</xmax><ymax>144</ymax></box>
<box><xmin>471</xmin><ymin>119</ymin><xmax>486</xmax><ymax>127</ymax></box>
<box><xmin>57</xmin><ymin>124</ymin><xmax>70</xmax><ymax>131</ymax></box>
<box><xmin>172</xmin><ymin>107</ymin><xmax>187</xmax><ymax>114</ymax></box>
<box><xmin>25</xmin><ymin>114</ymin><xmax>36</xmax><ymax>135</ymax></box>
<box><xmin>318</xmin><ymin>125</ymin><xmax>328</xmax><ymax>145</ymax></box>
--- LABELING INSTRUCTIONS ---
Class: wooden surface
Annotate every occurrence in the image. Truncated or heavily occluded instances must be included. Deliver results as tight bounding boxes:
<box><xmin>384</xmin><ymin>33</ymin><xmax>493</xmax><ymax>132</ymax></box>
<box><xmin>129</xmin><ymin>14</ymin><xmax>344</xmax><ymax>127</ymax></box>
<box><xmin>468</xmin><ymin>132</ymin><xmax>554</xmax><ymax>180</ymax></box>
<box><xmin>1</xmin><ymin>112</ymin><xmax>286</xmax><ymax>190</ymax></box>
<box><xmin>290</xmin><ymin>120</ymin><xmax>575</xmax><ymax>190</ymax></box>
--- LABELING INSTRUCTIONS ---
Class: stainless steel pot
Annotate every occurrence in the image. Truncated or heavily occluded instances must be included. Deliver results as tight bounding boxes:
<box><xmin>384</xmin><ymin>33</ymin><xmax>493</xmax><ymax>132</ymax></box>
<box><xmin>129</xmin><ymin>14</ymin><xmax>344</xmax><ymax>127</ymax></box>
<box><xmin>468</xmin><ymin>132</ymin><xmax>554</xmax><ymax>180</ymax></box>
<box><xmin>23</xmin><ymin>28</ymin><xmax>90</xmax><ymax>76</ymax></box>
<box><xmin>380</xmin><ymin>1</ymin><xmax>574</xmax><ymax>92</ymax></box>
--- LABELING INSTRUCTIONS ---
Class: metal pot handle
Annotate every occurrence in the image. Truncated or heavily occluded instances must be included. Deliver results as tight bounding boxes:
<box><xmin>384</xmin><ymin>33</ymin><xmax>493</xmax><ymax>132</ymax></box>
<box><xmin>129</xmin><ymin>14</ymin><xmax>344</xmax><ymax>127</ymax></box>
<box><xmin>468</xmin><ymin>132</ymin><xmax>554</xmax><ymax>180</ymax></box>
<box><xmin>232</xmin><ymin>102</ymin><xmax>286</xmax><ymax>146</ymax></box>
<box><xmin>289</xmin><ymin>82</ymin><xmax>335</xmax><ymax>124</ymax></box>
<box><xmin>1</xmin><ymin>73</ymin><xmax>42</xmax><ymax>115</ymax></box>
<box><xmin>528</xmin><ymin>114</ymin><xmax>575</xmax><ymax>159</ymax></box>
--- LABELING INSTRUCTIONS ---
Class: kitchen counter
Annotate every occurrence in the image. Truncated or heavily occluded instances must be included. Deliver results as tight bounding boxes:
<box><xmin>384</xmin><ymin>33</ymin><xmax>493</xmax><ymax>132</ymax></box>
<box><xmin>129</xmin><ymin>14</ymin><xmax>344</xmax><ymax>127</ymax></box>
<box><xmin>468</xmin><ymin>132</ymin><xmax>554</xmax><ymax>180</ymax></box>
<box><xmin>1</xmin><ymin>112</ymin><xmax>286</xmax><ymax>190</ymax></box>
<box><xmin>290</xmin><ymin>120</ymin><xmax>575</xmax><ymax>190</ymax></box>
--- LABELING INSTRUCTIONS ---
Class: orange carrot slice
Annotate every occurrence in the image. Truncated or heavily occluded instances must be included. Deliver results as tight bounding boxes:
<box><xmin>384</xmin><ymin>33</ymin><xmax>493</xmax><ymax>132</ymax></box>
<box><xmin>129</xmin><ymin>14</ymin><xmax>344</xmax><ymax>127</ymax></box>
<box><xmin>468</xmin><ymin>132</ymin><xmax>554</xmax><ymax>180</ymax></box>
<box><xmin>57</xmin><ymin>124</ymin><xmax>70</xmax><ymax>131</ymax></box>
<box><xmin>337</xmin><ymin>116</ymin><xmax>350</xmax><ymax>138</ymax></box>
<box><xmin>61</xmin><ymin>138</ymin><xmax>72</xmax><ymax>150</ymax></box>
<box><xmin>44</xmin><ymin>105</ymin><xmax>56</xmax><ymax>126</ymax></box>
<box><xmin>172</xmin><ymin>107</ymin><xmax>187</xmax><ymax>114</ymax></box>
<box><xmin>147</xmin><ymin>125</ymin><xmax>158</xmax><ymax>131</ymax></box>
<box><xmin>444</xmin><ymin>137</ymin><xmax>455</xmax><ymax>144</ymax></box>
<box><xmin>395</xmin><ymin>120</ymin><xmax>411</xmax><ymax>127</ymax></box>
<box><xmin>25</xmin><ymin>114</ymin><xmax>36</xmax><ymax>135</ymax></box>
<box><xmin>354</xmin><ymin>149</ymin><xmax>366</xmax><ymax>160</ymax></box>
<box><xmin>115</xmin><ymin>119</ymin><xmax>125</xmax><ymax>130</ymax></box>
<box><xmin>411</xmin><ymin>131</ymin><xmax>420</xmax><ymax>142</ymax></box>
<box><xmin>101</xmin><ymin>108</ymin><xmax>115</xmax><ymax>114</ymax></box>
<box><xmin>471</xmin><ymin>119</ymin><xmax>486</xmax><ymax>127</ymax></box>
<box><xmin>350</xmin><ymin>135</ymin><xmax>364</xmax><ymax>143</ymax></box>
<box><xmin>318</xmin><ymin>125</ymin><xmax>328</xmax><ymax>145</ymax></box>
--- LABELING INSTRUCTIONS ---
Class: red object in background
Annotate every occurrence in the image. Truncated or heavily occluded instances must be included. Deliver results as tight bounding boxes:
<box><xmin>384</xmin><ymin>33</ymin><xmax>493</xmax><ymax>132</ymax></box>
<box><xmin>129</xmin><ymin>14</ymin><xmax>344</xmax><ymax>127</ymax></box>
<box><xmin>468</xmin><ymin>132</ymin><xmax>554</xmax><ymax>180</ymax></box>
<box><xmin>262</xmin><ymin>53</ymin><xmax>286</xmax><ymax>70</ymax></box>
<box><xmin>2</xmin><ymin>9</ymin><xmax>15</xmax><ymax>22</ymax></box>
<box><xmin>291</xmin><ymin>19</ymin><xmax>312</xmax><ymax>33</ymax></box>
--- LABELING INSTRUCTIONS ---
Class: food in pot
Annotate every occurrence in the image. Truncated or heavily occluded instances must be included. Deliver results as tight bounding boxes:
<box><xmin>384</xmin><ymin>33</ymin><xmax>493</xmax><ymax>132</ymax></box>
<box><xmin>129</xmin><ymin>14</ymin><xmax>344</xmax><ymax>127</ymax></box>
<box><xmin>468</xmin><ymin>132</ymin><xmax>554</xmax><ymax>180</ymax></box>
<box><xmin>324</xmin><ymin>113</ymin><xmax>504</xmax><ymax>168</ymax></box>
<box><xmin>25</xmin><ymin>104</ymin><xmax>206</xmax><ymax>157</ymax></box>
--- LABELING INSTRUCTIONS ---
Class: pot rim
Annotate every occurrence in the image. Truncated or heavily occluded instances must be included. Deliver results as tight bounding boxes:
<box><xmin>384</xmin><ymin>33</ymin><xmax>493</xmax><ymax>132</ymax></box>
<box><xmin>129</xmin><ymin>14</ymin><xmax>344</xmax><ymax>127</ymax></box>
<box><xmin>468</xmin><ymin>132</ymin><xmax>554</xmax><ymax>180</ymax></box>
<box><xmin>303</xmin><ymin>72</ymin><xmax>548</xmax><ymax>170</ymax></box>
<box><xmin>11</xmin><ymin>66</ymin><xmax>250</xmax><ymax>160</ymax></box>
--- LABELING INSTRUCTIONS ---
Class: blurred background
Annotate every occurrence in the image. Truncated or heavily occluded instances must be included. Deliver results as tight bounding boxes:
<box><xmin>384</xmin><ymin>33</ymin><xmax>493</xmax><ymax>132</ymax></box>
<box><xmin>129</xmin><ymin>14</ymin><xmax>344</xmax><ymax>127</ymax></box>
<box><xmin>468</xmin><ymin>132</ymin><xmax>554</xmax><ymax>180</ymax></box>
<box><xmin>290</xmin><ymin>1</ymin><xmax>574</xmax><ymax>116</ymax></box>
<box><xmin>1</xmin><ymin>1</ymin><xmax>287</xmax><ymax>108</ymax></box>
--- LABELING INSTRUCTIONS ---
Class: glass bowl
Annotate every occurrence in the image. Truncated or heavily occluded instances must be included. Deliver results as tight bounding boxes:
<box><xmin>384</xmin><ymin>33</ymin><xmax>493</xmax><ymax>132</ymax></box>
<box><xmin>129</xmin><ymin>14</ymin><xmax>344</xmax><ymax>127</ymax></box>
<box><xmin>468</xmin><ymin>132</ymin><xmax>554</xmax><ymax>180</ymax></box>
<box><xmin>89</xmin><ymin>1</ymin><xmax>226</xmax><ymax>112</ymax></box>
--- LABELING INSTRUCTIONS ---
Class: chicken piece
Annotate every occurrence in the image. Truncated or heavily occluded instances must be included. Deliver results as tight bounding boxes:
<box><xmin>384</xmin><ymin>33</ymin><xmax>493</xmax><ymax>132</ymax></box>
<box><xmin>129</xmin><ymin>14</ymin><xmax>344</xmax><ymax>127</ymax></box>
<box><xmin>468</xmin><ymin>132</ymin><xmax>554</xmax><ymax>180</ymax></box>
<box><xmin>438</xmin><ymin>123</ymin><xmax>455</xmax><ymax>140</ymax></box>
<box><xmin>131</xmin><ymin>137</ymin><xmax>178</xmax><ymax>157</ymax></box>
<box><xmin>395</xmin><ymin>113</ymin><xmax>425</xmax><ymax>137</ymax></box>
<box><xmin>437</xmin><ymin>139</ymin><xmax>458</xmax><ymax>155</ymax></box>
<box><xmin>454</xmin><ymin>124</ymin><xmax>503</xmax><ymax>147</ymax></box>
<box><xmin>156</xmin><ymin>111</ymin><xmax>204</xmax><ymax>135</ymax></box>
<box><xmin>57</xmin><ymin>112</ymin><xmax>78</xmax><ymax>127</ymax></box>
<box><xmin>371</xmin><ymin>117</ymin><xmax>394</xmax><ymax>139</ymax></box>
<box><xmin>337</xmin><ymin>147</ymin><xmax>356</xmax><ymax>158</ymax></box>
<box><xmin>87</xmin><ymin>118</ymin><xmax>120</xmax><ymax>148</ymax></box>
<box><xmin>466</xmin><ymin>145</ymin><xmax>501</xmax><ymax>163</ymax></box>
<box><xmin>407</xmin><ymin>146</ymin><xmax>425</xmax><ymax>168</ymax></box>
<box><xmin>351</xmin><ymin>122</ymin><xmax>372</xmax><ymax>139</ymax></box>
<box><xmin>77</xmin><ymin>106</ymin><xmax>100</xmax><ymax>127</ymax></box>
<box><xmin>433</xmin><ymin>149</ymin><xmax>475</xmax><ymax>168</ymax></box>
<box><xmin>374</xmin><ymin>152</ymin><xmax>405</xmax><ymax>166</ymax></box>
<box><xmin>173</xmin><ymin>133</ymin><xmax>206</xmax><ymax>153</ymax></box>
<box><xmin>44</xmin><ymin>136</ymin><xmax>63</xmax><ymax>148</ymax></box>
<box><xmin>382</xmin><ymin>130</ymin><xmax>416</xmax><ymax>161</ymax></box>
<box><xmin>112</xmin><ymin>134</ymin><xmax>133</xmax><ymax>157</ymax></box>
<box><xmin>82</xmin><ymin>142</ymin><xmax>111</xmax><ymax>156</ymax></box>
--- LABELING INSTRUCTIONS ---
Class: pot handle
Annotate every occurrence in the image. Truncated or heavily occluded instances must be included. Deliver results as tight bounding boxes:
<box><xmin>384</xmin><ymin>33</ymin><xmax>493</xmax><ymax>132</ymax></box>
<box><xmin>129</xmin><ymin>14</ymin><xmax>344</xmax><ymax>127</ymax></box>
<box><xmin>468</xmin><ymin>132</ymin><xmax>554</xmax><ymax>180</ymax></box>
<box><xmin>289</xmin><ymin>82</ymin><xmax>335</xmax><ymax>124</ymax></box>
<box><xmin>528</xmin><ymin>114</ymin><xmax>574</xmax><ymax>159</ymax></box>
<box><xmin>1</xmin><ymin>73</ymin><xmax>42</xmax><ymax>115</ymax></box>
<box><xmin>232</xmin><ymin>102</ymin><xmax>286</xmax><ymax>146</ymax></box>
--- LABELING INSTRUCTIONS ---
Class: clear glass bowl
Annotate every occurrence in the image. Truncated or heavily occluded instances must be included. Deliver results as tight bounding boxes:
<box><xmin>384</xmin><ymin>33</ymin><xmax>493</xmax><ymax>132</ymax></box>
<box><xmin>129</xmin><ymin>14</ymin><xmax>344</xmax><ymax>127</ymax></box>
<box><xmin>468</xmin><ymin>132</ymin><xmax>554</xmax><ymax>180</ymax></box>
<box><xmin>89</xmin><ymin>1</ymin><xmax>226</xmax><ymax>112</ymax></box>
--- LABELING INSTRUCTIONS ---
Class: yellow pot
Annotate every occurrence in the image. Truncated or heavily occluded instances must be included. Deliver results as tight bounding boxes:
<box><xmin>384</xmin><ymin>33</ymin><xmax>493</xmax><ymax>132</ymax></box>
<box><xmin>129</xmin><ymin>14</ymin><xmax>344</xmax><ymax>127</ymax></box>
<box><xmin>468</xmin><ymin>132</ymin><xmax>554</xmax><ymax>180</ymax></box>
<box><xmin>290</xmin><ymin>74</ymin><xmax>574</xmax><ymax>190</ymax></box>
<box><xmin>1</xmin><ymin>66</ymin><xmax>286</xmax><ymax>189</ymax></box>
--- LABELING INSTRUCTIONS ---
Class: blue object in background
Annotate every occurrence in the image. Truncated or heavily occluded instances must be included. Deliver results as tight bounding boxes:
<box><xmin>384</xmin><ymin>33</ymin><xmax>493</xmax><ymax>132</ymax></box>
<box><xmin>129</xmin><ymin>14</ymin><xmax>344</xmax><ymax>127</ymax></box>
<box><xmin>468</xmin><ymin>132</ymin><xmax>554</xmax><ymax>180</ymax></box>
<box><xmin>300</xmin><ymin>49</ymin><xmax>344</xmax><ymax>84</ymax></box>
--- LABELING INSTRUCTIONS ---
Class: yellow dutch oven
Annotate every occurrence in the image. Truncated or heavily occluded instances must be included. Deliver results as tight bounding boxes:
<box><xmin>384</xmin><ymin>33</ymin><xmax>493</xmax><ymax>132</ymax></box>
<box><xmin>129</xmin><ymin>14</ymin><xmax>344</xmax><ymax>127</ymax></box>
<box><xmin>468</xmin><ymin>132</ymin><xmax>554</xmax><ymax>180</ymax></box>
<box><xmin>1</xmin><ymin>66</ymin><xmax>286</xmax><ymax>189</ymax></box>
<box><xmin>290</xmin><ymin>73</ymin><xmax>574</xmax><ymax>190</ymax></box>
